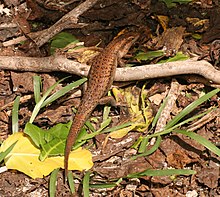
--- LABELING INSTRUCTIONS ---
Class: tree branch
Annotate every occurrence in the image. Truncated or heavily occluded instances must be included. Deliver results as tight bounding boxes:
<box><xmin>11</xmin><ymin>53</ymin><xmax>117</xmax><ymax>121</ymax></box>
<box><xmin>1</xmin><ymin>55</ymin><xmax>220</xmax><ymax>84</ymax></box>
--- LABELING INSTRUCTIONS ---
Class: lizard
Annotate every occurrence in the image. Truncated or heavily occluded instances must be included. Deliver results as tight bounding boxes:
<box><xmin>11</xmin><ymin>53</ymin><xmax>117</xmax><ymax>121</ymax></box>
<box><xmin>64</xmin><ymin>32</ymin><xmax>140</xmax><ymax>177</ymax></box>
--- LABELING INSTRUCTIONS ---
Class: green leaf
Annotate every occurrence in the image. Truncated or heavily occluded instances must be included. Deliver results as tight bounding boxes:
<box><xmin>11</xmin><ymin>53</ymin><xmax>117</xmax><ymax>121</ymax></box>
<box><xmin>24</xmin><ymin>123</ymin><xmax>44</xmax><ymax>148</ymax></box>
<box><xmin>0</xmin><ymin>141</ymin><xmax>17</xmax><ymax>163</ymax></box>
<box><xmin>175</xmin><ymin>130</ymin><xmax>220</xmax><ymax>157</ymax></box>
<box><xmin>49</xmin><ymin>168</ymin><xmax>59</xmax><ymax>197</ymax></box>
<box><xmin>12</xmin><ymin>96</ymin><xmax>20</xmax><ymax>133</ymax></box>
<box><xmin>135</xmin><ymin>50</ymin><xmax>164</xmax><ymax>61</ymax></box>
<box><xmin>158</xmin><ymin>52</ymin><xmax>189</xmax><ymax>63</ymax></box>
<box><xmin>24</xmin><ymin>122</ymin><xmax>72</xmax><ymax>160</ymax></box>
<box><xmin>50</xmin><ymin>32</ymin><xmax>79</xmax><ymax>54</ymax></box>
<box><xmin>83</xmin><ymin>171</ymin><xmax>91</xmax><ymax>197</ymax></box>
<box><xmin>126</xmin><ymin>168</ymin><xmax>196</xmax><ymax>178</ymax></box>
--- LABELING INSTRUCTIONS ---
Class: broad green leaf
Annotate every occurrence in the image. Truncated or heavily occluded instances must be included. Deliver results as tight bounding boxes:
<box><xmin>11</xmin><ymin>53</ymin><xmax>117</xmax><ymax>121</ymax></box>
<box><xmin>24</xmin><ymin>122</ymin><xmax>72</xmax><ymax>160</ymax></box>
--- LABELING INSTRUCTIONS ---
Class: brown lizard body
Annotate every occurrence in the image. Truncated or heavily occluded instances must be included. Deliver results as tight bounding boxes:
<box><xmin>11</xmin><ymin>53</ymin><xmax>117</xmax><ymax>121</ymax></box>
<box><xmin>64</xmin><ymin>32</ymin><xmax>139</xmax><ymax>176</ymax></box>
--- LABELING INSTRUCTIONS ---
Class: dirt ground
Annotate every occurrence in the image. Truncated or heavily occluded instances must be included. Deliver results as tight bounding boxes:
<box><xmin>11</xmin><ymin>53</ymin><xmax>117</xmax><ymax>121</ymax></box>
<box><xmin>0</xmin><ymin>0</ymin><xmax>220</xmax><ymax>196</ymax></box>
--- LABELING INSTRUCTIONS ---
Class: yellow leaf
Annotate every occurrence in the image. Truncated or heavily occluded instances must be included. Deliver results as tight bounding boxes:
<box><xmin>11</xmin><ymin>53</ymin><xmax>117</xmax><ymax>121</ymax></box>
<box><xmin>109</xmin><ymin>124</ymin><xmax>138</xmax><ymax>139</ymax></box>
<box><xmin>0</xmin><ymin>132</ymin><xmax>93</xmax><ymax>179</ymax></box>
<box><xmin>110</xmin><ymin>86</ymin><xmax>153</xmax><ymax>139</ymax></box>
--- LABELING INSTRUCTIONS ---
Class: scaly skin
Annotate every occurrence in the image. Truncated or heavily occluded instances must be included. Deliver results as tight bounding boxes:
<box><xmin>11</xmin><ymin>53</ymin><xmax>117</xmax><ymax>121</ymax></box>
<box><xmin>64</xmin><ymin>32</ymin><xmax>139</xmax><ymax>177</ymax></box>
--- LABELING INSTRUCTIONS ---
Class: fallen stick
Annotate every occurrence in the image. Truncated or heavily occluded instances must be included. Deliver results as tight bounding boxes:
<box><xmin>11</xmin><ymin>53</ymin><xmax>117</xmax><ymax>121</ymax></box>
<box><xmin>0</xmin><ymin>55</ymin><xmax>220</xmax><ymax>84</ymax></box>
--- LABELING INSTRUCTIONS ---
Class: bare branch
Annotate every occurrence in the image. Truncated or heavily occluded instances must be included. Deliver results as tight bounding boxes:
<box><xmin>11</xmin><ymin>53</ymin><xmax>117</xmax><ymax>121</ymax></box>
<box><xmin>1</xmin><ymin>55</ymin><xmax>220</xmax><ymax>84</ymax></box>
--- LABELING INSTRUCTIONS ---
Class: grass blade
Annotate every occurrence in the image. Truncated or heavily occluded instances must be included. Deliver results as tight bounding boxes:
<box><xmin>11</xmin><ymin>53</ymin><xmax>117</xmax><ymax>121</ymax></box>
<box><xmin>138</xmin><ymin>137</ymin><xmax>149</xmax><ymax>153</ymax></box>
<box><xmin>33</xmin><ymin>76</ymin><xmax>42</xmax><ymax>103</ymax></box>
<box><xmin>67</xmin><ymin>171</ymin><xmax>75</xmax><ymax>194</ymax></box>
<box><xmin>101</xmin><ymin>122</ymin><xmax>132</xmax><ymax>134</ymax></box>
<box><xmin>147</xmin><ymin>108</ymin><xmax>214</xmax><ymax>139</ymax></box>
<box><xmin>49</xmin><ymin>168</ymin><xmax>59</xmax><ymax>197</ymax></box>
<box><xmin>151</xmin><ymin>96</ymin><xmax>168</xmax><ymax>129</ymax></box>
<box><xmin>42</xmin><ymin>78</ymin><xmax>87</xmax><ymax>108</ymax></box>
<box><xmin>83</xmin><ymin>171</ymin><xmax>91</xmax><ymax>197</ymax></box>
<box><xmin>133</xmin><ymin>136</ymin><xmax>162</xmax><ymax>159</ymax></box>
<box><xmin>175</xmin><ymin>129</ymin><xmax>220</xmax><ymax>157</ymax></box>
<box><xmin>0</xmin><ymin>141</ymin><xmax>17</xmax><ymax>163</ymax></box>
<box><xmin>90</xmin><ymin>183</ymin><xmax>117</xmax><ymax>189</ymax></box>
<box><xmin>30</xmin><ymin>77</ymin><xmax>68</xmax><ymax>123</ymax></box>
<box><xmin>165</xmin><ymin>89</ymin><xmax>220</xmax><ymax>129</ymax></box>
<box><xmin>81</xmin><ymin>122</ymin><xmax>133</xmax><ymax>141</ymax></box>
<box><xmin>126</xmin><ymin>168</ymin><xmax>196</xmax><ymax>178</ymax></box>
<box><xmin>12</xmin><ymin>96</ymin><xmax>20</xmax><ymax>133</ymax></box>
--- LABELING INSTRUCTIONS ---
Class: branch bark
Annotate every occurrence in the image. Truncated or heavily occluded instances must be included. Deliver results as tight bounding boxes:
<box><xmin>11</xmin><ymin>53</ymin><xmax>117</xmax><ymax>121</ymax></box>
<box><xmin>1</xmin><ymin>55</ymin><xmax>220</xmax><ymax>84</ymax></box>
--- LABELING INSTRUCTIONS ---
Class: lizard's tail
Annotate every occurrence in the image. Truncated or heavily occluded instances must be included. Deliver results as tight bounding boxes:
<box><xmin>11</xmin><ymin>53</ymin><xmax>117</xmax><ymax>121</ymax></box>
<box><xmin>64</xmin><ymin>113</ymin><xmax>86</xmax><ymax>179</ymax></box>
